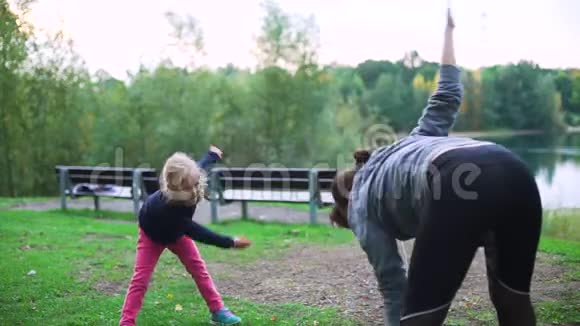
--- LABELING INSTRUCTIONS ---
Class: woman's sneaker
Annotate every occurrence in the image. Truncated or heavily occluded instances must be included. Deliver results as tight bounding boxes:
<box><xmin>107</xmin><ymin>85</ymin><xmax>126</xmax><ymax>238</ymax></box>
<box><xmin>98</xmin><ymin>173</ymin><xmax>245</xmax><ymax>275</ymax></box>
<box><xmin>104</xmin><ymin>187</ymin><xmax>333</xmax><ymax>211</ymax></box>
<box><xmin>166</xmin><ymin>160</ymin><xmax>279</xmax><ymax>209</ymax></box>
<box><xmin>210</xmin><ymin>307</ymin><xmax>241</xmax><ymax>325</ymax></box>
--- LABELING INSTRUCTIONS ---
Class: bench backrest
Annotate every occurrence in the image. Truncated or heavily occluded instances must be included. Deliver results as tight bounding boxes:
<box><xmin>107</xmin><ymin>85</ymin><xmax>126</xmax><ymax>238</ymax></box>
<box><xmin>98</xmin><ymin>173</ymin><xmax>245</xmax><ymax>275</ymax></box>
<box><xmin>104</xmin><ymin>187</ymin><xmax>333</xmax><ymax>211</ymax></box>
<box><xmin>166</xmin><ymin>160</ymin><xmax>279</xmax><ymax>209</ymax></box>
<box><xmin>141</xmin><ymin>171</ymin><xmax>160</xmax><ymax>194</ymax></box>
<box><xmin>55</xmin><ymin>166</ymin><xmax>159</xmax><ymax>194</ymax></box>
<box><xmin>55</xmin><ymin>165</ymin><xmax>337</xmax><ymax>201</ymax></box>
<box><xmin>316</xmin><ymin>168</ymin><xmax>337</xmax><ymax>192</ymax></box>
<box><xmin>213</xmin><ymin>168</ymin><xmax>311</xmax><ymax>191</ymax></box>
<box><xmin>211</xmin><ymin>167</ymin><xmax>337</xmax><ymax>192</ymax></box>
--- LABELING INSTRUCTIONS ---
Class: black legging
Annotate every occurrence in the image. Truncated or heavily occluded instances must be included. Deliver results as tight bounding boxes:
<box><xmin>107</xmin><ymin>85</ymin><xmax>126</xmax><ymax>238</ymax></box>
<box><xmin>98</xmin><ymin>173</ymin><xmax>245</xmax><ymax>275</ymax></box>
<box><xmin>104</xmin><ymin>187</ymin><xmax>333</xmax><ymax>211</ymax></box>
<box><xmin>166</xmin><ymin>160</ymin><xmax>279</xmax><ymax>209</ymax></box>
<box><xmin>401</xmin><ymin>145</ymin><xmax>542</xmax><ymax>325</ymax></box>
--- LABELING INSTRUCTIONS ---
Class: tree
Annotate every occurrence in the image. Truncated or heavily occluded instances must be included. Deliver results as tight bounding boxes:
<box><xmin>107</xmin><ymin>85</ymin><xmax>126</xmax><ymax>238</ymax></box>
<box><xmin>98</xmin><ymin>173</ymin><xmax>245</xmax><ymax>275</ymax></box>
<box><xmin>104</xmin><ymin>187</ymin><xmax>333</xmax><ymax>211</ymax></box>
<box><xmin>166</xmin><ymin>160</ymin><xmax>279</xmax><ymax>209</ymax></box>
<box><xmin>249</xmin><ymin>0</ymin><xmax>329</xmax><ymax>164</ymax></box>
<box><xmin>364</xmin><ymin>73</ymin><xmax>417</xmax><ymax>131</ymax></box>
<box><xmin>455</xmin><ymin>70</ymin><xmax>483</xmax><ymax>130</ymax></box>
<box><xmin>0</xmin><ymin>0</ymin><xmax>30</xmax><ymax>195</ymax></box>
<box><xmin>482</xmin><ymin>62</ymin><xmax>565</xmax><ymax>131</ymax></box>
<box><xmin>570</xmin><ymin>72</ymin><xmax>580</xmax><ymax>114</ymax></box>
<box><xmin>0</xmin><ymin>1</ymin><xmax>576</xmax><ymax>196</ymax></box>
<box><xmin>355</xmin><ymin>60</ymin><xmax>397</xmax><ymax>89</ymax></box>
<box><xmin>255</xmin><ymin>0</ymin><xmax>319</xmax><ymax>70</ymax></box>
<box><xmin>555</xmin><ymin>71</ymin><xmax>573</xmax><ymax>113</ymax></box>
<box><xmin>164</xmin><ymin>11</ymin><xmax>205</xmax><ymax>69</ymax></box>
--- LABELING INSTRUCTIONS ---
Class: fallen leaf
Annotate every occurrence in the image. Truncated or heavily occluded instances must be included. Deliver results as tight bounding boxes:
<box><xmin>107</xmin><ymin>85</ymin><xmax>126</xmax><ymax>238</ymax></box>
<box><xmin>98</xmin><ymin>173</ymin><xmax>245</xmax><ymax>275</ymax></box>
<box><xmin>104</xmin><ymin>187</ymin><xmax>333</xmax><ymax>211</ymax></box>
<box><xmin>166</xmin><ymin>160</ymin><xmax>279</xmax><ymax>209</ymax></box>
<box><xmin>27</xmin><ymin>270</ymin><xmax>37</xmax><ymax>276</ymax></box>
<box><xmin>175</xmin><ymin>304</ymin><xmax>183</xmax><ymax>312</ymax></box>
<box><xmin>167</xmin><ymin>293</ymin><xmax>174</xmax><ymax>299</ymax></box>
<box><xmin>288</xmin><ymin>229</ymin><xmax>301</xmax><ymax>236</ymax></box>
<box><xmin>270</xmin><ymin>315</ymin><xmax>277</xmax><ymax>321</ymax></box>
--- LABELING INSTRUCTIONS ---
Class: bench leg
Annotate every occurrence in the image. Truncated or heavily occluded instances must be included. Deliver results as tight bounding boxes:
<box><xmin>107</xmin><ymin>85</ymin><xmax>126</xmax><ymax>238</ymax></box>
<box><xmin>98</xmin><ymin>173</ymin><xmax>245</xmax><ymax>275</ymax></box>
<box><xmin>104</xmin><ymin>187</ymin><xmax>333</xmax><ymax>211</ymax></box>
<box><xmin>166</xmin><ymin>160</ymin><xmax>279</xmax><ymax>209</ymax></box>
<box><xmin>309</xmin><ymin>200</ymin><xmax>318</xmax><ymax>225</ymax></box>
<box><xmin>132</xmin><ymin>169</ymin><xmax>142</xmax><ymax>218</ymax></box>
<box><xmin>59</xmin><ymin>169</ymin><xmax>67</xmax><ymax>210</ymax></box>
<box><xmin>209</xmin><ymin>170</ymin><xmax>220</xmax><ymax>224</ymax></box>
<box><xmin>94</xmin><ymin>196</ymin><xmax>100</xmax><ymax>211</ymax></box>
<box><xmin>308</xmin><ymin>170</ymin><xmax>319</xmax><ymax>224</ymax></box>
<box><xmin>133</xmin><ymin>196</ymin><xmax>140</xmax><ymax>217</ymax></box>
<box><xmin>241</xmin><ymin>201</ymin><xmax>248</xmax><ymax>220</ymax></box>
<box><xmin>211</xmin><ymin>198</ymin><xmax>218</xmax><ymax>224</ymax></box>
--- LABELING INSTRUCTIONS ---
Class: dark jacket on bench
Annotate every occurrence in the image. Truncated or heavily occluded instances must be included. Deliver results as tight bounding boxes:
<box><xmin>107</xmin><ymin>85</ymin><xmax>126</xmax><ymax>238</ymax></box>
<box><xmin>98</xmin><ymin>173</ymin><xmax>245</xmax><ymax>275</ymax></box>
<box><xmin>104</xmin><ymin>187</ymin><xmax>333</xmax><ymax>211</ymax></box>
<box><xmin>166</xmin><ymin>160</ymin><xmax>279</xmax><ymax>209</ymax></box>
<box><xmin>138</xmin><ymin>151</ymin><xmax>234</xmax><ymax>248</ymax></box>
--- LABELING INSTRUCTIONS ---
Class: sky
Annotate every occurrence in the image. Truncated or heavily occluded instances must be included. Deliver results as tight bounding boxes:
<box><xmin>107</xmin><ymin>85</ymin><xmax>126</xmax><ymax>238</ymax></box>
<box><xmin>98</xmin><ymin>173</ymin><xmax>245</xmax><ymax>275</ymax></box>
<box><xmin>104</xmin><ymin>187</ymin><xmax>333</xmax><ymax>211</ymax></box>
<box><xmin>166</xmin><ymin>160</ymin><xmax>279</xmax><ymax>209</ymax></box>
<box><xmin>17</xmin><ymin>0</ymin><xmax>580</xmax><ymax>79</ymax></box>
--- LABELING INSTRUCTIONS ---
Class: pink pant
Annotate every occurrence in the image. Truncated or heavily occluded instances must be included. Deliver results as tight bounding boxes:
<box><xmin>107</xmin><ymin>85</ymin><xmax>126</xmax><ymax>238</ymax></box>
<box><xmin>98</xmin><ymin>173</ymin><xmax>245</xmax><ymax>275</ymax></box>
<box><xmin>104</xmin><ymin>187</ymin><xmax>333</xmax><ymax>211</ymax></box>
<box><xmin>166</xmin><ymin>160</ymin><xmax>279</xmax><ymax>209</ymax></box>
<box><xmin>119</xmin><ymin>229</ymin><xmax>224</xmax><ymax>326</ymax></box>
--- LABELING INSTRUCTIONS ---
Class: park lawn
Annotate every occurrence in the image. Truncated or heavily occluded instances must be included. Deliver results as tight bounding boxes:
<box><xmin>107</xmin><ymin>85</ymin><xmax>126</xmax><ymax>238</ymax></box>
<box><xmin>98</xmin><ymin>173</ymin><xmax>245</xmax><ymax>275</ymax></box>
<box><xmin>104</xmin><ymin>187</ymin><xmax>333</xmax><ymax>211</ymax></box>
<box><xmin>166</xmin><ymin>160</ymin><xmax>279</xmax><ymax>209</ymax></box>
<box><xmin>0</xmin><ymin>197</ymin><xmax>54</xmax><ymax>210</ymax></box>
<box><xmin>0</xmin><ymin>210</ymin><xmax>356</xmax><ymax>326</ymax></box>
<box><xmin>252</xmin><ymin>202</ymin><xmax>332</xmax><ymax>214</ymax></box>
<box><xmin>1</xmin><ymin>206</ymin><xmax>578</xmax><ymax>325</ymax></box>
<box><xmin>535</xmin><ymin>236</ymin><xmax>580</xmax><ymax>326</ymax></box>
<box><xmin>542</xmin><ymin>209</ymin><xmax>580</xmax><ymax>242</ymax></box>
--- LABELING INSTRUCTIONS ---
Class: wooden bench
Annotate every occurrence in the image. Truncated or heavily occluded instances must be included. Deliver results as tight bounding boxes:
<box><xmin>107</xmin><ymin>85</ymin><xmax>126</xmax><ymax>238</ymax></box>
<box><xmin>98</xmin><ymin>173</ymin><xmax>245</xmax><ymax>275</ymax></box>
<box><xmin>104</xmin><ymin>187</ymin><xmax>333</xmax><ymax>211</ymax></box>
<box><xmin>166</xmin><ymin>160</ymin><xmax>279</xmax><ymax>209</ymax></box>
<box><xmin>55</xmin><ymin>166</ymin><xmax>158</xmax><ymax>216</ymax></box>
<box><xmin>208</xmin><ymin>167</ymin><xmax>337</xmax><ymax>224</ymax></box>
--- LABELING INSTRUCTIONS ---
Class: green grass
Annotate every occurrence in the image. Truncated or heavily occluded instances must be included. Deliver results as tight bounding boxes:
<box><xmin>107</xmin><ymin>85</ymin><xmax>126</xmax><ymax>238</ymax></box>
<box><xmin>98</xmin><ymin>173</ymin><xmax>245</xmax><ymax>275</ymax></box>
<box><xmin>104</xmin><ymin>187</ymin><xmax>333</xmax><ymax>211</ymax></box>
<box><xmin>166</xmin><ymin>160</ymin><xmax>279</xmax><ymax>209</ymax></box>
<box><xmin>58</xmin><ymin>201</ymin><xmax>333</xmax><ymax>223</ymax></box>
<box><xmin>536</xmin><ymin>291</ymin><xmax>580</xmax><ymax>325</ymax></box>
<box><xmin>0</xmin><ymin>210</ymin><xmax>356</xmax><ymax>325</ymax></box>
<box><xmin>0</xmin><ymin>197</ymin><xmax>54</xmax><ymax>209</ymax></box>
<box><xmin>542</xmin><ymin>209</ymin><xmax>580</xmax><ymax>242</ymax></box>
<box><xmin>53</xmin><ymin>208</ymin><xmax>137</xmax><ymax>222</ymax></box>
<box><xmin>206</xmin><ymin>219</ymin><xmax>354</xmax><ymax>263</ymax></box>
<box><xmin>539</xmin><ymin>237</ymin><xmax>580</xmax><ymax>264</ymax></box>
<box><xmin>252</xmin><ymin>202</ymin><xmax>332</xmax><ymax>214</ymax></box>
<box><xmin>537</xmin><ymin>221</ymin><xmax>580</xmax><ymax>326</ymax></box>
<box><xmin>539</xmin><ymin>209</ymin><xmax>580</xmax><ymax>283</ymax></box>
<box><xmin>444</xmin><ymin>318</ymin><xmax>471</xmax><ymax>326</ymax></box>
<box><xmin>38</xmin><ymin>209</ymin><xmax>353</xmax><ymax>265</ymax></box>
<box><xmin>1</xmin><ymin>203</ymin><xmax>579</xmax><ymax>325</ymax></box>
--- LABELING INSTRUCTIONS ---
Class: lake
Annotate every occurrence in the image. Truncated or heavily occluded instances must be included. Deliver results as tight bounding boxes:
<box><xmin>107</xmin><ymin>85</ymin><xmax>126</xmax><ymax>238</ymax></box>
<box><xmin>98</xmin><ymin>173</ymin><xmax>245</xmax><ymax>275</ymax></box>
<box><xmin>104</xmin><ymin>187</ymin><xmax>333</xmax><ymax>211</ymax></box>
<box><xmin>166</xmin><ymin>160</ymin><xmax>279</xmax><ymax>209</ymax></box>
<box><xmin>484</xmin><ymin>133</ymin><xmax>580</xmax><ymax>209</ymax></box>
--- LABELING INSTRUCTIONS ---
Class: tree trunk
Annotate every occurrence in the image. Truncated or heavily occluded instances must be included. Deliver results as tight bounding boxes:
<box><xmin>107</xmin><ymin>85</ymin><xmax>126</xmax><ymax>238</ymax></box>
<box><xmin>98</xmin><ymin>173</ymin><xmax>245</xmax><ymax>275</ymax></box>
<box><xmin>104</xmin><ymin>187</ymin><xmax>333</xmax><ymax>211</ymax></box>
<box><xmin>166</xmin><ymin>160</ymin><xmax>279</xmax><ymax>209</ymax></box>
<box><xmin>0</xmin><ymin>67</ymin><xmax>15</xmax><ymax>196</ymax></box>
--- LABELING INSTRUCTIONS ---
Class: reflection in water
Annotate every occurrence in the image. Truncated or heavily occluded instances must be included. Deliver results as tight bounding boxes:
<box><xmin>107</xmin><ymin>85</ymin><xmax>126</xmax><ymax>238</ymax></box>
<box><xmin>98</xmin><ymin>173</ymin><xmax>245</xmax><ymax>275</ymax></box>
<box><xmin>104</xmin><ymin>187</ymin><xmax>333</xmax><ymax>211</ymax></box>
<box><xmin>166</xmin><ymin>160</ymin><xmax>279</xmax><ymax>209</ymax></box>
<box><xmin>534</xmin><ymin>162</ymin><xmax>580</xmax><ymax>209</ymax></box>
<box><xmin>485</xmin><ymin>133</ymin><xmax>580</xmax><ymax>209</ymax></box>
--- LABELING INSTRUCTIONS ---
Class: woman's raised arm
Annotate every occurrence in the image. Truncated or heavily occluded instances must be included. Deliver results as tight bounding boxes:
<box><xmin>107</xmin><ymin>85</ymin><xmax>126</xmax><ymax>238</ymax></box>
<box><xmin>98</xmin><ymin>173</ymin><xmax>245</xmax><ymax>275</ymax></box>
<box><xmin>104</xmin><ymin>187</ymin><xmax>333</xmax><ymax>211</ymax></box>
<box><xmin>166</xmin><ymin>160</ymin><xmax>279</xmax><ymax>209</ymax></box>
<box><xmin>410</xmin><ymin>10</ymin><xmax>463</xmax><ymax>137</ymax></box>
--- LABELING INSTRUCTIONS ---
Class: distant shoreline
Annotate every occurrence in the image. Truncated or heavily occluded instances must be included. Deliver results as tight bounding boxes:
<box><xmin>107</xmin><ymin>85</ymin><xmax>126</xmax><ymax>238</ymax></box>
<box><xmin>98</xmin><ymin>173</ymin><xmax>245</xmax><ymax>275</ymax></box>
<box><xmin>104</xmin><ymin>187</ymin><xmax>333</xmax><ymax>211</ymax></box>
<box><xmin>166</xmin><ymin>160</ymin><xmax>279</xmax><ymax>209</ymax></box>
<box><xmin>395</xmin><ymin>126</ymin><xmax>580</xmax><ymax>139</ymax></box>
<box><xmin>451</xmin><ymin>129</ymin><xmax>543</xmax><ymax>139</ymax></box>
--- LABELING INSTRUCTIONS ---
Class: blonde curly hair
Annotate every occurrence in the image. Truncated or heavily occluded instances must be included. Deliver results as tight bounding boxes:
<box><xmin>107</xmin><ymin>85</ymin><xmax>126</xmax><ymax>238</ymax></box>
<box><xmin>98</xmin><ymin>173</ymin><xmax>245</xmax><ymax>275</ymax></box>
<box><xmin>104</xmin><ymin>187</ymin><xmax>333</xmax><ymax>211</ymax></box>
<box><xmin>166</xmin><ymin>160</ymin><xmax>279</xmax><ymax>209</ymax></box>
<box><xmin>160</xmin><ymin>152</ymin><xmax>207</xmax><ymax>206</ymax></box>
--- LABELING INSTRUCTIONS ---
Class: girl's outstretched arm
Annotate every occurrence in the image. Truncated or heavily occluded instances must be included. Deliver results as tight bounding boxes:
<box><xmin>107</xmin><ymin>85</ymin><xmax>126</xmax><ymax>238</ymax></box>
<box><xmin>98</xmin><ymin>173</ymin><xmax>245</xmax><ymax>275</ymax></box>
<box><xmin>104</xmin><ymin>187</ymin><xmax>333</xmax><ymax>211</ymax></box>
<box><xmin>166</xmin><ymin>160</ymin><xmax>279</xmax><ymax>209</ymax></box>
<box><xmin>185</xmin><ymin>220</ymin><xmax>235</xmax><ymax>248</ymax></box>
<box><xmin>184</xmin><ymin>219</ymin><xmax>252</xmax><ymax>249</ymax></box>
<box><xmin>410</xmin><ymin>10</ymin><xmax>462</xmax><ymax>137</ymax></box>
<box><xmin>197</xmin><ymin>145</ymin><xmax>223</xmax><ymax>171</ymax></box>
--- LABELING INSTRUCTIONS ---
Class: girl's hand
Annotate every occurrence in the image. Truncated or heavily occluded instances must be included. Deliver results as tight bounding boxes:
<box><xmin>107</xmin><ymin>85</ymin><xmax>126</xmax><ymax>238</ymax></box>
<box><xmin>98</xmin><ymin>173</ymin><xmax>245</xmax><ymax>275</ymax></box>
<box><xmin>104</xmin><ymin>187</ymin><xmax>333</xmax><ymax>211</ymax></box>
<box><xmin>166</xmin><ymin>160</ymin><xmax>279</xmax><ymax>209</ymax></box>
<box><xmin>209</xmin><ymin>145</ymin><xmax>223</xmax><ymax>159</ymax></box>
<box><xmin>233</xmin><ymin>236</ymin><xmax>252</xmax><ymax>249</ymax></box>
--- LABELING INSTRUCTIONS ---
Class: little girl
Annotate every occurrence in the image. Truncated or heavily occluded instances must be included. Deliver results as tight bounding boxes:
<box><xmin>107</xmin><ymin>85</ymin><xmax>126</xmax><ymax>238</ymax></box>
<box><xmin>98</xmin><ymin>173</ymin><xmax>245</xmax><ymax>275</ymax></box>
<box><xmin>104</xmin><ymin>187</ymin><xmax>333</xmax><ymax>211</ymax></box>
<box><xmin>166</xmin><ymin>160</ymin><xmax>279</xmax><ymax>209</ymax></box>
<box><xmin>120</xmin><ymin>145</ymin><xmax>251</xmax><ymax>326</ymax></box>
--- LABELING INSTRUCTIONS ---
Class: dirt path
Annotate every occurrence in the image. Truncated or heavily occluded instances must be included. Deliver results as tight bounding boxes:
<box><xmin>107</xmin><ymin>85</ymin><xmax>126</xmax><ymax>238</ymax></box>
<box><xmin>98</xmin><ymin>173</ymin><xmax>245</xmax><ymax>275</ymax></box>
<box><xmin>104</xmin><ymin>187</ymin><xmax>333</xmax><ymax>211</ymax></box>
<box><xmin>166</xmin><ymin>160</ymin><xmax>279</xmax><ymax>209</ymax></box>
<box><xmin>9</xmin><ymin>198</ymin><xmax>332</xmax><ymax>225</ymax></box>
<box><xmin>210</xmin><ymin>243</ymin><xmax>578</xmax><ymax>325</ymax></box>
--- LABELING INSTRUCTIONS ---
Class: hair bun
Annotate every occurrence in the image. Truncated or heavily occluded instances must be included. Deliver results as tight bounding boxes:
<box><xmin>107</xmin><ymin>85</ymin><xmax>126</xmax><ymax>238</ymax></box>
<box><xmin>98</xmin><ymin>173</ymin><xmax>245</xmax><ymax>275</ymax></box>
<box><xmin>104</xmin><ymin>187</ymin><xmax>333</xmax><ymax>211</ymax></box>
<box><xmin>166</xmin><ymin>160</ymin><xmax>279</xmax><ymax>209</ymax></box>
<box><xmin>353</xmin><ymin>150</ymin><xmax>371</xmax><ymax>166</ymax></box>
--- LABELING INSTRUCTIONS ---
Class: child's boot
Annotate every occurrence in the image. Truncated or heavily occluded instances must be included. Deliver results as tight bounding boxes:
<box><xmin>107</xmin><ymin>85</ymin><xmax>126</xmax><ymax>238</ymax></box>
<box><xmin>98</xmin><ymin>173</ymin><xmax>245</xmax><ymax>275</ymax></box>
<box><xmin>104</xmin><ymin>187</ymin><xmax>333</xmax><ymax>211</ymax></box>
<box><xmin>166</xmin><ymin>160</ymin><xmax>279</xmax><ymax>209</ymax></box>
<box><xmin>210</xmin><ymin>307</ymin><xmax>241</xmax><ymax>325</ymax></box>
